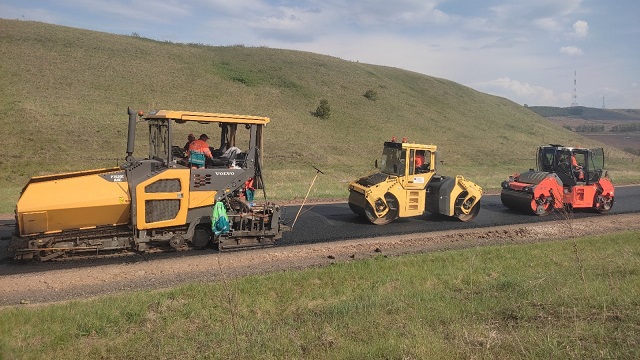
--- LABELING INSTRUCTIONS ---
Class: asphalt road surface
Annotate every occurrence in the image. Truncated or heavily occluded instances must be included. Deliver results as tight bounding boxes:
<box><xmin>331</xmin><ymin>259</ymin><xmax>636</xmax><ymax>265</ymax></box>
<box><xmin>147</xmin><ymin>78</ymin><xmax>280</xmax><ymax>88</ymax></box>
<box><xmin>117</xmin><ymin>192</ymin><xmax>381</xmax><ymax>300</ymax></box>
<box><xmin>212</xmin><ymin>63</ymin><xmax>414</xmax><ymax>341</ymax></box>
<box><xmin>279</xmin><ymin>185</ymin><xmax>640</xmax><ymax>246</ymax></box>
<box><xmin>1</xmin><ymin>186</ymin><xmax>638</xmax><ymax>248</ymax></box>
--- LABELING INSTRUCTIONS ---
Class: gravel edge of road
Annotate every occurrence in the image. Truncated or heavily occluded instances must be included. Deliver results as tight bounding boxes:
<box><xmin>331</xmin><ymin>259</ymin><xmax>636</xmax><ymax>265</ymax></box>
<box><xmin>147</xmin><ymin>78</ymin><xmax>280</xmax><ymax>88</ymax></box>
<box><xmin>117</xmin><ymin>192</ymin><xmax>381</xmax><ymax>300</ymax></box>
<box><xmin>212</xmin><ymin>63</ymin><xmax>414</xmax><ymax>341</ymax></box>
<box><xmin>1</xmin><ymin>212</ymin><xmax>639</xmax><ymax>307</ymax></box>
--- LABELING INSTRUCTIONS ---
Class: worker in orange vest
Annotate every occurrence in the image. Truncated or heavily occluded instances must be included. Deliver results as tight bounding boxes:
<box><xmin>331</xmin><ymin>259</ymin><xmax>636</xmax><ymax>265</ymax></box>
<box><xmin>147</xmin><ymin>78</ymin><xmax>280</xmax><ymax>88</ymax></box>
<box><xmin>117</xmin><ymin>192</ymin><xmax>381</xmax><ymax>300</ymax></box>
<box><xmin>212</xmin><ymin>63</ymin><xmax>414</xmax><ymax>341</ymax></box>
<box><xmin>571</xmin><ymin>153</ymin><xmax>585</xmax><ymax>181</ymax></box>
<box><xmin>188</xmin><ymin>134</ymin><xmax>213</xmax><ymax>168</ymax></box>
<box><xmin>415</xmin><ymin>150</ymin><xmax>428</xmax><ymax>173</ymax></box>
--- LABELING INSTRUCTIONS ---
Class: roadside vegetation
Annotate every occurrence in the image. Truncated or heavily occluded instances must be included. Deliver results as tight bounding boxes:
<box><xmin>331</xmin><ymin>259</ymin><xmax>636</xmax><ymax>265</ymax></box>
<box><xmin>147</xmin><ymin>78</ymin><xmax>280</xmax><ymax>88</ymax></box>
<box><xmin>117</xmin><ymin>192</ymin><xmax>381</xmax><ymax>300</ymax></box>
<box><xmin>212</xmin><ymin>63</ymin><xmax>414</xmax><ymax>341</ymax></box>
<box><xmin>1</xmin><ymin>19</ymin><xmax>639</xmax><ymax>213</ymax></box>
<box><xmin>1</xmin><ymin>230</ymin><xmax>638</xmax><ymax>359</ymax></box>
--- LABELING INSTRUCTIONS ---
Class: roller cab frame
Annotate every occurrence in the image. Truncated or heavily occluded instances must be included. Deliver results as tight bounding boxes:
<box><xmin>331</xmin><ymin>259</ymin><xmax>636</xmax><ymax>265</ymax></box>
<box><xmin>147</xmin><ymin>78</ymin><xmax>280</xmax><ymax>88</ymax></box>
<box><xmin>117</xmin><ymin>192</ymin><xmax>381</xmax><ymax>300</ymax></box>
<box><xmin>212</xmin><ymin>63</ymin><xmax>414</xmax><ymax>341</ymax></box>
<box><xmin>501</xmin><ymin>145</ymin><xmax>614</xmax><ymax>216</ymax></box>
<box><xmin>11</xmin><ymin>108</ymin><xmax>286</xmax><ymax>260</ymax></box>
<box><xmin>348</xmin><ymin>140</ymin><xmax>483</xmax><ymax>225</ymax></box>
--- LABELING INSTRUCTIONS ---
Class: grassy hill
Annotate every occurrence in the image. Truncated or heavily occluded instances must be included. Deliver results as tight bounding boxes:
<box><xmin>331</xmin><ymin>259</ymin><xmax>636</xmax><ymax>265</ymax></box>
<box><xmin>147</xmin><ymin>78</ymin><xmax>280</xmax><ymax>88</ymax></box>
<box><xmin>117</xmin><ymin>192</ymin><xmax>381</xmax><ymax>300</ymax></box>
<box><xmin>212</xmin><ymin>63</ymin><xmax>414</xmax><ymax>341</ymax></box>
<box><xmin>527</xmin><ymin>106</ymin><xmax>640</xmax><ymax>121</ymax></box>
<box><xmin>1</xmin><ymin>19</ymin><xmax>638</xmax><ymax>212</ymax></box>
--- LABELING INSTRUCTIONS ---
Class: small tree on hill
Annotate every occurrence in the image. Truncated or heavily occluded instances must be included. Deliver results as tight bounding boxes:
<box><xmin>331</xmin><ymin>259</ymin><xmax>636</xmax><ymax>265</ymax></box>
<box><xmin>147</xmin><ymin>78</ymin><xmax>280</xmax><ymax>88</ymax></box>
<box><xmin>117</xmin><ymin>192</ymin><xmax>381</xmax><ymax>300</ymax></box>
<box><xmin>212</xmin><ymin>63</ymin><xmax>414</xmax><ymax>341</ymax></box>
<box><xmin>314</xmin><ymin>99</ymin><xmax>331</xmax><ymax>119</ymax></box>
<box><xmin>364</xmin><ymin>89</ymin><xmax>378</xmax><ymax>101</ymax></box>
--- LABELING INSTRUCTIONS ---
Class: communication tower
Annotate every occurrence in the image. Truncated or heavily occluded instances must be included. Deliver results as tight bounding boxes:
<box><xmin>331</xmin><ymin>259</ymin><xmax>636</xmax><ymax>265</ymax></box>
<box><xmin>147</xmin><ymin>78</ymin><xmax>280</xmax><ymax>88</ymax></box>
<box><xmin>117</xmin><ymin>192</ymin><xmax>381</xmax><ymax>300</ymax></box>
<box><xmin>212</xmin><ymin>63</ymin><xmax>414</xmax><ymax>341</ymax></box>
<box><xmin>570</xmin><ymin>70</ymin><xmax>578</xmax><ymax>107</ymax></box>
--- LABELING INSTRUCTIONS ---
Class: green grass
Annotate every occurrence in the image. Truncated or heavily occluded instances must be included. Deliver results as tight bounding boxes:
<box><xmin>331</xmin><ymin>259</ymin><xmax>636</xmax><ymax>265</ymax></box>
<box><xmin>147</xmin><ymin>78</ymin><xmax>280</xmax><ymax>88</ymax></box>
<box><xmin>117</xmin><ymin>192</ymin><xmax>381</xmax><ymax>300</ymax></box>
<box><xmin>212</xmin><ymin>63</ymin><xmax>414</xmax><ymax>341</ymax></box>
<box><xmin>528</xmin><ymin>105</ymin><xmax>640</xmax><ymax>120</ymax></box>
<box><xmin>1</xmin><ymin>231</ymin><xmax>639</xmax><ymax>359</ymax></box>
<box><xmin>0</xmin><ymin>186</ymin><xmax>21</xmax><ymax>214</ymax></box>
<box><xmin>1</xmin><ymin>19</ymin><xmax>639</xmax><ymax>212</ymax></box>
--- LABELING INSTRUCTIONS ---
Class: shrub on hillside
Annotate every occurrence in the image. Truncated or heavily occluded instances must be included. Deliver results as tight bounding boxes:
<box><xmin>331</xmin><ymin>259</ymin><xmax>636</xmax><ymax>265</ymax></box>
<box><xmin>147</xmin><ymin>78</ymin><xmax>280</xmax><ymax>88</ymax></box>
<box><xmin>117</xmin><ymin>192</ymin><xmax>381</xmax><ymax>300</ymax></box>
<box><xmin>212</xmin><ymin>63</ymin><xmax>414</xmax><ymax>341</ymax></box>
<box><xmin>314</xmin><ymin>99</ymin><xmax>331</xmax><ymax>119</ymax></box>
<box><xmin>364</xmin><ymin>89</ymin><xmax>378</xmax><ymax>101</ymax></box>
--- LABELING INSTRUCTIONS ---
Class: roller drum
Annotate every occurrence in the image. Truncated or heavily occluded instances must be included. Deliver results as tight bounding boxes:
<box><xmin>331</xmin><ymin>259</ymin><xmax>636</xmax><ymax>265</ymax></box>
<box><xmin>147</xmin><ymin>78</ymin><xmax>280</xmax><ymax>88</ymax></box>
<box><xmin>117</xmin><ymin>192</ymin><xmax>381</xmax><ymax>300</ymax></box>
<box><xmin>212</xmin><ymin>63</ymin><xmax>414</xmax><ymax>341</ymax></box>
<box><xmin>501</xmin><ymin>188</ymin><xmax>536</xmax><ymax>215</ymax></box>
<box><xmin>348</xmin><ymin>190</ymin><xmax>398</xmax><ymax>225</ymax></box>
<box><xmin>348</xmin><ymin>190</ymin><xmax>367</xmax><ymax>218</ymax></box>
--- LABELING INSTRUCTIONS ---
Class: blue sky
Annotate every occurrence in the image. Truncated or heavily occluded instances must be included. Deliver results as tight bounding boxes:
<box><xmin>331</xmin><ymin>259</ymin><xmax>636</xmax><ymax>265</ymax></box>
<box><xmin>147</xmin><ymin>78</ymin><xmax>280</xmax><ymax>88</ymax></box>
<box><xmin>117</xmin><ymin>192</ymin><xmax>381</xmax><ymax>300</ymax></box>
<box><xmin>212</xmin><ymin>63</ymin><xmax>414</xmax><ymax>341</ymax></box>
<box><xmin>2</xmin><ymin>0</ymin><xmax>639</xmax><ymax>108</ymax></box>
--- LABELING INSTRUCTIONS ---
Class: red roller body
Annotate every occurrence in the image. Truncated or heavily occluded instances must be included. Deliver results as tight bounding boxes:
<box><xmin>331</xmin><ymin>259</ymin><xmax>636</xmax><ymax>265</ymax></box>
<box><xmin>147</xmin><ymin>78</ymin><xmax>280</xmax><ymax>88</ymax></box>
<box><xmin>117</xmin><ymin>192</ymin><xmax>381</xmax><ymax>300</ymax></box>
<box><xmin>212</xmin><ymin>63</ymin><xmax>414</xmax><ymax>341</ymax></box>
<box><xmin>501</xmin><ymin>145</ymin><xmax>614</xmax><ymax>216</ymax></box>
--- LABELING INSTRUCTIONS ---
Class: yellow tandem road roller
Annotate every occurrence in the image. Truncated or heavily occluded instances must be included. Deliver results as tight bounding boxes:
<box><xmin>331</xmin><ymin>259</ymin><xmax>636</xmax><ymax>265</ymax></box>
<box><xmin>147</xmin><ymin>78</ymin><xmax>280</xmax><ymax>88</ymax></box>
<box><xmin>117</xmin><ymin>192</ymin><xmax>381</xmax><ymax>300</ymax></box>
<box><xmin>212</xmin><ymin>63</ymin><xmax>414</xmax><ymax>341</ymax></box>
<box><xmin>348</xmin><ymin>138</ymin><xmax>483</xmax><ymax>225</ymax></box>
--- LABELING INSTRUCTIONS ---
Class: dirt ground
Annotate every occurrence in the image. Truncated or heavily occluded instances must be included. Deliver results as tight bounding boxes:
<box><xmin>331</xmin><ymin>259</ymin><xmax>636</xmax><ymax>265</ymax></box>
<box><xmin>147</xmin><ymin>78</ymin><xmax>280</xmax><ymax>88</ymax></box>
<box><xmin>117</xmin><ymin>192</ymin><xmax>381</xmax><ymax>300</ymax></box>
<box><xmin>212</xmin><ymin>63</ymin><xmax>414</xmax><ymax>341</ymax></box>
<box><xmin>1</xmin><ymin>213</ymin><xmax>640</xmax><ymax>307</ymax></box>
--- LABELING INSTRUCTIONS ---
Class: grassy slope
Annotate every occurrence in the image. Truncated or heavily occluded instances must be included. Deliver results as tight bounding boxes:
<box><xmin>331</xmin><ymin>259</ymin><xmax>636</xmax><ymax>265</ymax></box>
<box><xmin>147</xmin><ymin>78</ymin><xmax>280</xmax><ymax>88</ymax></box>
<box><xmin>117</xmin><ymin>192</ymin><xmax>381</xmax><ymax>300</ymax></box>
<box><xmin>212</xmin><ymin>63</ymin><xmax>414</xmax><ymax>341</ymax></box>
<box><xmin>1</xmin><ymin>19</ymin><xmax>638</xmax><ymax>211</ymax></box>
<box><xmin>528</xmin><ymin>106</ymin><xmax>640</xmax><ymax>120</ymax></box>
<box><xmin>1</xmin><ymin>231</ymin><xmax>639</xmax><ymax>359</ymax></box>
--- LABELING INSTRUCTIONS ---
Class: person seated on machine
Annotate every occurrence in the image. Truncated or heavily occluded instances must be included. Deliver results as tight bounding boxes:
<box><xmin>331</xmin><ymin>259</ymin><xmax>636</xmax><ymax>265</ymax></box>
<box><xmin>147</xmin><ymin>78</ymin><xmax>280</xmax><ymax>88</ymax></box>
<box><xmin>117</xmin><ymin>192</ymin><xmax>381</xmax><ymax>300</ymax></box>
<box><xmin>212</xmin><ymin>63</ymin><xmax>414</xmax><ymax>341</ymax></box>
<box><xmin>415</xmin><ymin>150</ymin><xmax>430</xmax><ymax>173</ymax></box>
<box><xmin>571</xmin><ymin>153</ymin><xmax>585</xmax><ymax>182</ymax></box>
<box><xmin>183</xmin><ymin>133</ymin><xmax>196</xmax><ymax>154</ymax></box>
<box><xmin>557</xmin><ymin>153</ymin><xmax>572</xmax><ymax>173</ymax></box>
<box><xmin>187</xmin><ymin>134</ymin><xmax>213</xmax><ymax>168</ymax></box>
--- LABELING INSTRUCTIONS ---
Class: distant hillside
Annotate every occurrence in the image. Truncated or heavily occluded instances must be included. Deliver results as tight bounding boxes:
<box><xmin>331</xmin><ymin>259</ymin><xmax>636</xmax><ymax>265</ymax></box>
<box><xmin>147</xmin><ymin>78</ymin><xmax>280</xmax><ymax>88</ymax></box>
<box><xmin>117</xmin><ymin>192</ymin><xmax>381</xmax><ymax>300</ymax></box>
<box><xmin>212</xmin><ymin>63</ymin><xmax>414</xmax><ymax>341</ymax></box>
<box><xmin>0</xmin><ymin>19</ymin><xmax>638</xmax><ymax>211</ymax></box>
<box><xmin>527</xmin><ymin>106</ymin><xmax>640</xmax><ymax>158</ymax></box>
<box><xmin>527</xmin><ymin>106</ymin><xmax>640</xmax><ymax>121</ymax></box>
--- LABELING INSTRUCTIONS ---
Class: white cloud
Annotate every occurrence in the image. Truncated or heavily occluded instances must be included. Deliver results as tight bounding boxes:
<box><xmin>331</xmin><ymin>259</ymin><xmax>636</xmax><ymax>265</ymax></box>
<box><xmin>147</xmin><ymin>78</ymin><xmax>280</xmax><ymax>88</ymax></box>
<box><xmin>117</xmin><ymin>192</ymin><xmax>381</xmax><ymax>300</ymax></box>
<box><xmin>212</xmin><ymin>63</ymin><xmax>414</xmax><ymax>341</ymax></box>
<box><xmin>560</xmin><ymin>46</ymin><xmax>583</xmax><ymax>55</ymax></box>
<box><xmin>0</xmin><ymin>4</ymin><xmax>59</xmax><ymax>23</ymax></box>
<box><xmin>251</xmin><ymin>6</ymin><xmax>319</xmax><ymax>36</ymax></box>
<box><xmin>340</xmin><ymin>1</ymin><xmax>451</xmax><ymax>27</ymax></box>
<box><xmin>472</xmin><ymin>77</ymin><xmax>572</xmax><ymax>106</ymax></box>
<box><xmin>572</xmin><ymin>20</ymin><xmax>588</xmax><ymax>38</ymax></box>
<box><xmin>490</xmin><ymin>0</ymin><xmax>583</xmax><ymax>19</ymax></box>
<box><xmin>534</xmin><ymin>17</ymin><xmax>562</xmax><ymax>32</ymax></box>
<box><xmin>15</xmin><ymin>0</ymin><xmax>194</xmax><ymax>31</ymax></box>
<box><xmin>489</xmin><ymin>0</ymin><xmax>583</xmax><ymax>30</ymax></box>
<box><xmin>478</xmin><ymin>77</ymin><xmax>550</xmax><ymax>96</ymax></box>
<box><xmin>244</xmin><ymin>1</ymin><xmax>455</xmax><ymax>43</ymax></box>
